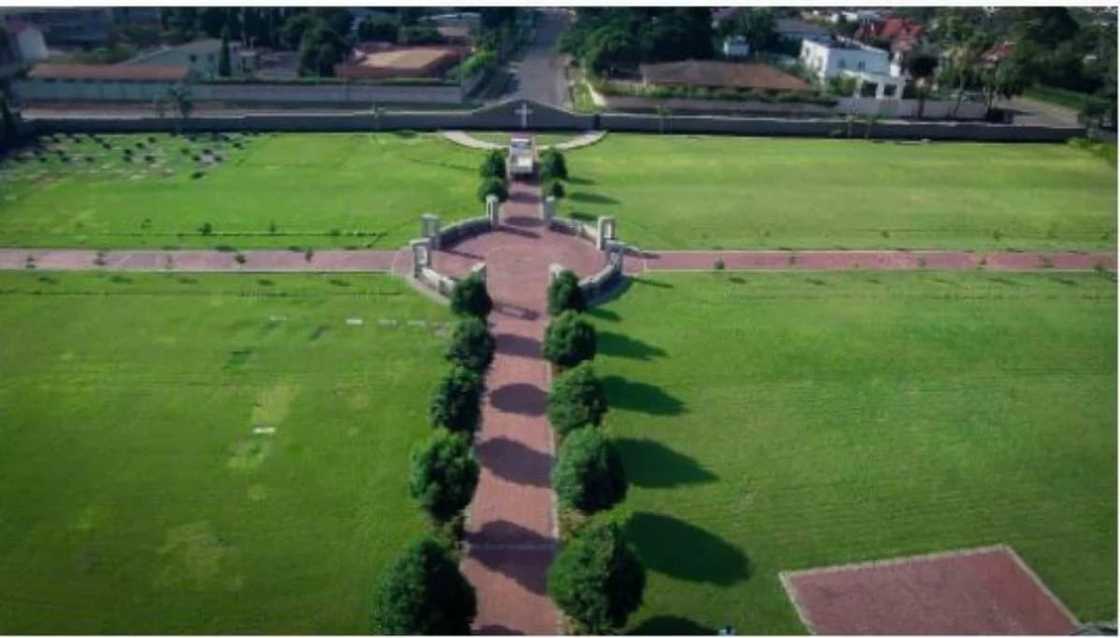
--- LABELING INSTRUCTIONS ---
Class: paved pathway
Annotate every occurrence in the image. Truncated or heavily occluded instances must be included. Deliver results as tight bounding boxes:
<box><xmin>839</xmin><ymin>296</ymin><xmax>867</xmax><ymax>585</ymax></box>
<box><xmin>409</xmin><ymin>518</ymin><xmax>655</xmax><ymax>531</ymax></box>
<box><xmin>432</xmin><ymin>179</ymin><xmax>605</xmax><ymax>635</ymax></box>
<box><xmin>508</xmin><ymin>9</ymin><xmax>572</xmax><ymax>109</ymax></box>
<box><xmin>1</xmin><ymin>248</ymin><xmax>1113</xmax><ymax>276</ymax></box>
<box><xmin>0</xmin><ymin>248</ymin><xmax>400</xmax><ymax>272</ymax></box>
<box><xmin>442</xmin><ymin>130</ymin><xmax>608</xmax><ymax>152</ymax></box>
<box><xmin>630</xmin><ymin>250</ymin><xmax>1117</xmax><ymax>274</ymax></box>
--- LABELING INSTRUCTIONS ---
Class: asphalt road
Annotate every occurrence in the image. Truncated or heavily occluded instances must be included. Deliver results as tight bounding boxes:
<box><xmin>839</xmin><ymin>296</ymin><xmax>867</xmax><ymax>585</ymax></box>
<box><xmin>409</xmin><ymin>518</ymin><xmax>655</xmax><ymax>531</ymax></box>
<box><xmin>506</xmin><ymin>9</ymin><xmax>571</xmax><ymax>108</ymax></box>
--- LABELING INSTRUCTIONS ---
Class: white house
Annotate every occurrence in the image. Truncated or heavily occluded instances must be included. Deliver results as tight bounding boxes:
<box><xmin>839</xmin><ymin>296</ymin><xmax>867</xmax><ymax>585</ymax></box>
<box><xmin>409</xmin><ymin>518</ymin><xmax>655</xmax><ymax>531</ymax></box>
<box><xmin>721</xmin><ymin>35</ymin><xmax>750</xmax><ymax>59</ymax></box>
<box><xmin>2</xmin><ymin>19</ymin><xmax>47</xmax><ymax>64</ymax></box>
<box><xmin>799</xmin><ymin>38</ymin><xmax>904</xmax><ymax>99</ymax></box>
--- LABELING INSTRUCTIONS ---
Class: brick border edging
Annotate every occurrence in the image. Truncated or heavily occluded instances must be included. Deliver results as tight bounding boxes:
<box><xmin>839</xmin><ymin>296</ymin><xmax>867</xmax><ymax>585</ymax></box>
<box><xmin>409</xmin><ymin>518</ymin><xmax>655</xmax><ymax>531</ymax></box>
<box><xmin>778</xmin><ymin>544</ymin><xmax>1081</xmax><ymax>635</ymax></box>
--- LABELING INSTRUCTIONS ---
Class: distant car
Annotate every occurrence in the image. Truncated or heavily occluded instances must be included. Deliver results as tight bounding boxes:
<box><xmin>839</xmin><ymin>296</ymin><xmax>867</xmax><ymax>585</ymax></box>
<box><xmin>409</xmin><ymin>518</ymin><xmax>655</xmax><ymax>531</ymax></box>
<box><xmin>507</xmin><ymin>135</ymin><xmax>536</xmax><ymax>179</ymax></box>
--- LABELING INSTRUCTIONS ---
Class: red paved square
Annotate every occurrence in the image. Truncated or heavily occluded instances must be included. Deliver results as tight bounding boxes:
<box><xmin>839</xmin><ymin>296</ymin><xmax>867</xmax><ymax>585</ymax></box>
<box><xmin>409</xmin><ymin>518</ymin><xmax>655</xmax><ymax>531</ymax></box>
<box><xmin>781</xmin><ymin>545</ymin><xmax>1078</xmax><ymax>635</ymax></box>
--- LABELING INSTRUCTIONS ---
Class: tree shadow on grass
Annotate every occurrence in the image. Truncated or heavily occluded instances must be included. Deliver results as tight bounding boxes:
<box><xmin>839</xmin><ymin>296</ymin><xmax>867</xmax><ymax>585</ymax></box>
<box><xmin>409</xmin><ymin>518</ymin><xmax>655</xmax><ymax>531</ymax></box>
<box><xmin>598</xmin><ymin>331</ymin><xmax>666</xmax><ymax>360</ymax></box>
<box><xmin>631</xmin><ymin>277</ymin><xmax>673</xmax><ymax>289</ymax></box>
<box><xmin>570</xmin><ymin>191</ymin><xmax>619</xmax><ymax>205</ymax></box>
<box><xmin>614</xmin><ymin>438</ymin><xmax>716</xmax><ymax>488</ymax></box>
<box><xmin>587</xmin><ymin>306</ymin><xmax>620</xmax><ymax>322</ymax></box>
<box><xmin>625</xmin><ymin>512</ymin><xmax>751</xmax><ymax>585</ymax></box>
<box><xmin>603</xmin><ymin>376</ymin><xmax>685</xmax><ymax>416</ymax></box>
<box><xmin>628</xmin><ymin>616</ymin><xmax>716</xmax><ymax>635</ymax></box>
<box><xmin>567</xmin><ymin>176</ymin><xmax>595</xmax><ymax>186</ymax></box>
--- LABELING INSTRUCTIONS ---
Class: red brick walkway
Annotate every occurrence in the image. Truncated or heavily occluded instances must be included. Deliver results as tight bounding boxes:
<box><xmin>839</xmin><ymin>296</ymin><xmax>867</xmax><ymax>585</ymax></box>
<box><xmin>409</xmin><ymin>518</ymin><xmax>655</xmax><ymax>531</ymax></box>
<box><xmin>0</xmin><ymin>248</ymin><xmax>401</xmax><ymax>272</ymax></box>
<box><xmin>432</xmin><ymin>179</ymin><xmax>605</xmax><ymax>635</ymax></box>
<box><xmin>629</xmin><ymin>249</ymin><xmax>1116</xmax><ymax>274</ymax></box>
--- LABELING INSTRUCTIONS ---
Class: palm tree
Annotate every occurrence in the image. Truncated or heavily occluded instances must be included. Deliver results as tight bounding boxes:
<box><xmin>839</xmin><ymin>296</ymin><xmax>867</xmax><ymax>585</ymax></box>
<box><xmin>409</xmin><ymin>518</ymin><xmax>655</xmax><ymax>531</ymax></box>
<box><xmin>166</xmin><ymin>83</ymin><xmax>194</xmax><ymax>133</ymax></box>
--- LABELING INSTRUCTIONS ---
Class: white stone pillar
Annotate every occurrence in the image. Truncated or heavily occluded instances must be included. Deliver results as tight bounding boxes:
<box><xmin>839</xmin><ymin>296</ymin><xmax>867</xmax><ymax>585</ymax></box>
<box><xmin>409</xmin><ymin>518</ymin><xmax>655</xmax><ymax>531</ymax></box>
<box><xmin>409</xmin><ymin>238</ymin><xmax>432</xmax><ymax>278</ymax></box>
<box><xmin>420</xmin><ymin>213</ymin><xmax>441</xmax><ymax>250</ymax></box>
<box><xmin>471</xmin><ymin>261</ymin><xmax>487</xmax><ymax>283</ymax></box>
<box><xmin>596</xmin><ymin>216</ymin><xmax>616</xmax><ymax>251</ymax></box>
<box><xmin>486</xmin><ymin>195</ymin><xmax>500</xmax><ymax>228</ymax></box>
<box><xmin>542</xmin><ymin>196</ymin><xmax>556</xmax><ymax>224</ymax></box>
<box><xmin>549</xmin><ymin>263</ymin><xmax>565</xmax><ymax>282</ymax></box>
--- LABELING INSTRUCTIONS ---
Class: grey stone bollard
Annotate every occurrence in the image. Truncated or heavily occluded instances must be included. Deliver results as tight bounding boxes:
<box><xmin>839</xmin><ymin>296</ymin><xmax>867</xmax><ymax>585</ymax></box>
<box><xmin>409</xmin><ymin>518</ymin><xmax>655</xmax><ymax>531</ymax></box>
<box><xmin>486</xmin><ymin>195</ymin><xmax>500</xmax><ymax>228</ymax></box>
<box><xmin>470</xmin><ymin>261</ymin><xmax>487</xmax><ymax>283</ymax></box>
<box><xmin>420</xmin><ymin>213</ymin><xmax>442</xmax><ymax>250</ymax></box>
<box><xmin>409</xmin><ymin>238</ymin><xmax>431</xmax><ymax>278</ymax></box>
<box><xmin>596</xmin><ymin>216</ymin><xmax>616</xmax><ymax>251</ymax></box>
<box><xmin>542</xmin><ymin>196</ymin><xmax>556</xmax><ymax>224</ymax></box>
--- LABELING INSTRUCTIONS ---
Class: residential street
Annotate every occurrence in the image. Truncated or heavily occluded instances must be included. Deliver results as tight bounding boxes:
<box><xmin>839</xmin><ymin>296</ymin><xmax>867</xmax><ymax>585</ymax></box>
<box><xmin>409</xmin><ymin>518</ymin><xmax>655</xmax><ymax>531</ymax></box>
<box><xmin>506</xmin><ymin>9</ymin><xmax>571</xmax><ymax>108</ymax></box>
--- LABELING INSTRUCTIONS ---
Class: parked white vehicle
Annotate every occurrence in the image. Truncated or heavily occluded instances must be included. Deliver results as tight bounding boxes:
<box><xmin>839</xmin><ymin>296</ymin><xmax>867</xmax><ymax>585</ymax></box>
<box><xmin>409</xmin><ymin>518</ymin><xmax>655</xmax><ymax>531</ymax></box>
<box><xmin>507</xmin><ymin>135</ymin><xmax>536</xmax><ymax>179</ymax></box>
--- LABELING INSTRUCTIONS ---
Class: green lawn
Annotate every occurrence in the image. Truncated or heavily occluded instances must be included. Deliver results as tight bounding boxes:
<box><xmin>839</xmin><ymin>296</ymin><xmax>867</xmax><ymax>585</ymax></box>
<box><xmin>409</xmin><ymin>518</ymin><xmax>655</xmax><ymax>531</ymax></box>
<box><xmin>0</xmin><ymin>271</ymin><xmax>448</xmax><ymax>633</ymax></box>
<box><xmin>468</xmin><ymin>131</ymin><xmax>583</xmax><ymax>147</ymax></box>
<box><xmin>559</xmin><ymin>135</ymin><xmax>1117</xmax><ymax>251</ymax></box>
<box><xmin>0</xmin><ymin>132</ymin><xmax>481</xmax><ymax>250</ymax></box>
<box><xmin>585</xmin><ymin>271</ymin><xmax>1117</xmax><ymax>634</ymax></box>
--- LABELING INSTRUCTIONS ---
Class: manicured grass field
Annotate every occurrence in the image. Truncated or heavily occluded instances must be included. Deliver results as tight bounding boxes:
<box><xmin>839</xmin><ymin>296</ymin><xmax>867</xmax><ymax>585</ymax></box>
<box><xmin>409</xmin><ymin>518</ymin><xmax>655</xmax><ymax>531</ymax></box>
<box><xmin>0</xmin><ymin>272</ymin><xmax>448</xmax><ymax>633</ymax></box>
<box><xmin>469</xmin><ymin>131</ymin><xmax>582</xmax><ymax>147</ymax></box>
<box><xmin>586</xmin><ymin>272</ymin><xmax>1117</xmax><ymax>634</ymax></box>
<box><xmin>560</xmin><ymin>135</ymin><xmax>1117</xmax><ymax>251</ymax></box>
<box><xmin>0</xmin><ymin>132</ymin><xmax>479</xmax><ymax>250</ymax></box>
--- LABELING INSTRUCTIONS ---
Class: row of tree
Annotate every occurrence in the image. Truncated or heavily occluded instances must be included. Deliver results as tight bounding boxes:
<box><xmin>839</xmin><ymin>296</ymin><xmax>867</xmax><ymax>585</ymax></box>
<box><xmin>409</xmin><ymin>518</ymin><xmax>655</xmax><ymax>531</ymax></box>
<box><xmin>542</xmin><ymin>270</ymin><xmax>647</xmax><ymax>633</ymax></box>
<box><xmin>372</xmin><ymin>273</ymin><xmax>495</xmax><ymax>633</ymax></box>
<box><xmin>560</xmin><ymin>8</ymin><xmax>715</xmax><ymax>78</ymax></box>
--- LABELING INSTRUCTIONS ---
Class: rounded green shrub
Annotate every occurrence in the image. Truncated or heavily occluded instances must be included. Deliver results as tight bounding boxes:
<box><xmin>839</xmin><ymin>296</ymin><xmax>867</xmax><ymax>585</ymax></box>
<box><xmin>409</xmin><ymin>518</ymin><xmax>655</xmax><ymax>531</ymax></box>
<box><xmin>445</xmin><ymin>316</ymin><xmax>496</xmax><ymax>372</ymax></box>
<box><xmin>547</xmin><ymin>520</ymin><xmax>644</xmax><ymax>634</ymax></box>
<box><xmin>449</xmin><ymin>273</ymin><xmax>493</xmax><ymax>319</ymax></box>
<box><xmin>552</xmin><ymin>427</ymin><xmax>627</xmax><ymax>513</ymax></box>
<box><xmin>540</xmin><ymin>149</ymin><xmax>568</xmax><ymax>182</ymax></box>
<box><xmin>546</xmin><ymin>180</ymin><xmax>566</xmax><ymax>199</ymax></box>
<box><xmin>409</xmin><ymin>430</ymin><xmax>480</xmax><ymax>523</ymax></box>
<box><xmin>543</xmin><ymin>310</ymin><xmax>596</xmax><ymax>368</ymax></box>
<box><xmin>479</xmin><ymin>149</ymin><xmax>505</xmax><ymax>179</ymax></box>
<box><xmin>547</xmin><ymin>362</ymin><xmax>607</xmax><ymax>437</ymax></box>
<box><xmin>477</xmin><ymin>177</ymin><xmax>508</xmax><ymax>203</ymax></box>
<box><xmin>547</xmin><ymin>269</ymin><xmax>586</xmax><ymax>316</ymax></box>
<box><xmin>429</xmin><ymin>366</ymin><xmax>484</xmax><ymax>434</ymax></box>
<box><xmin>372</xmin><ymin>537</ymin><xmax>477</xmax><ymax>634</ymax></box>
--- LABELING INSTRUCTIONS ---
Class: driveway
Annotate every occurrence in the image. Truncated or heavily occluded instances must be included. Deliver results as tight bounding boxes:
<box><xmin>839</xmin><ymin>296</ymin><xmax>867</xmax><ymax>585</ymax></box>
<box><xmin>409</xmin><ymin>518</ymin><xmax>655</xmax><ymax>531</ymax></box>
<box><xmin>507</xmin><ymin>9</ymin><xmax>572</xmax><ymax>108</ymax></box>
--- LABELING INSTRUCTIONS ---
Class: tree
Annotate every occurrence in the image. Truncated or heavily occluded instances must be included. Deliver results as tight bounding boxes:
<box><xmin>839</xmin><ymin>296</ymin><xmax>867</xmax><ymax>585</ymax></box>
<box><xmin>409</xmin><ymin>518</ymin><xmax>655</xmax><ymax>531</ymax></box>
<box><xmin>734</xmin><ymin>8</ymin><xmax>776</xmax><ymax>54</ymax></box>
<box><xmin>479</xmin><ymin>149</ymin><xmax>505</xmax><ymax>179</ymax></box>
<box><xmin>547</xmin><ymin>269</ymin><xmax>586</xmax><ymax>316</ymax></box>
<box><xmin>445</xmin><ymin>317</ymin><xmax>496</xmax><ymax>373</ymax></box>
<box><xmin>980</xmin><ymin>58</ymin><xmax>1029</xmax><ymax>114</ymax></box>
<box><xmin>409</xmin><ymin>430</ymin><xmax>480</xmax><ymax>524</ymax></box>
<box><xmin>547</xmin><ymin>362</ymin><xmax>608</xmax><ymax>437</ymax></box>
<box><xmin>477</xmin><ymin>177</ymin><xmax>509</xmax><ymax>203</ymax></box>
<box><xmin>547</xmin><ymin>520</ymin><xmax>645</xmax><ymax>634</ymax></box>
<box><xmin>358</xmin><ymin>17</ymin><xmax>400</xmax><ymax>43</ymax></box>
<box><xmin>218</xmin><ymin>25</ymin><xmax>232</xmax><ymax>77</ymax></box>
<box><xmin>905</xmin><ymin>51</ymin><xmax>939</xmax><ymax>119</ymax></box>
<box><xmin>449</xmin><ymin>273</ymin><xmax>493</xmax><ymax>318</ymax></box>
<box><xmin>152</xmin><ymin>95</ymin><xmax>167</xmax><ymax>118</ymax></box>
<box><xmin>544</xmin><ymin>311</ymin><xmax>597</xmax><ymax>368</ymax></box>
<box><xmin>539</xmin><ymin>149</ymin><xmax>568</xmax><ymax>182</ymax></box>
<box><xmin>429</xmin><ymin>366</ymin><xmax>484</xmax><ymax>434</ymax></box>
<box><xmin>545</xmin><ymin>180</ymin><xmax>566</xmax><ymax>200</ymax></box>
<box><xmin>553</xmin><ymin>427</ymin><xmax>627</xmax><ymax>512</ymax></box>
<box><xmin>0</xmin><ymin>91</ymin><xmax>17</xmax><ymax>151</ymax></box>
<box><xmin>372</xmin><ymin>537</ymin><xmax>477</xmax><ymax>635</ymax></box>
<box><xmin>166</xmin><ymin>83</ymin><xmax>193</xmax><ymax>132</ymax></box>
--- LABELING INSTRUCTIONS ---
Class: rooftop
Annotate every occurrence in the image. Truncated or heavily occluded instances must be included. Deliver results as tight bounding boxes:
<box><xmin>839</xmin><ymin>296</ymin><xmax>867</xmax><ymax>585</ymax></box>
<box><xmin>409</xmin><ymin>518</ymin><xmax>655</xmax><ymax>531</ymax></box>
<box><xmin>640</xmin><ymin>60</ymin><xmax>811</xmax><ymax>92</ymax></box>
